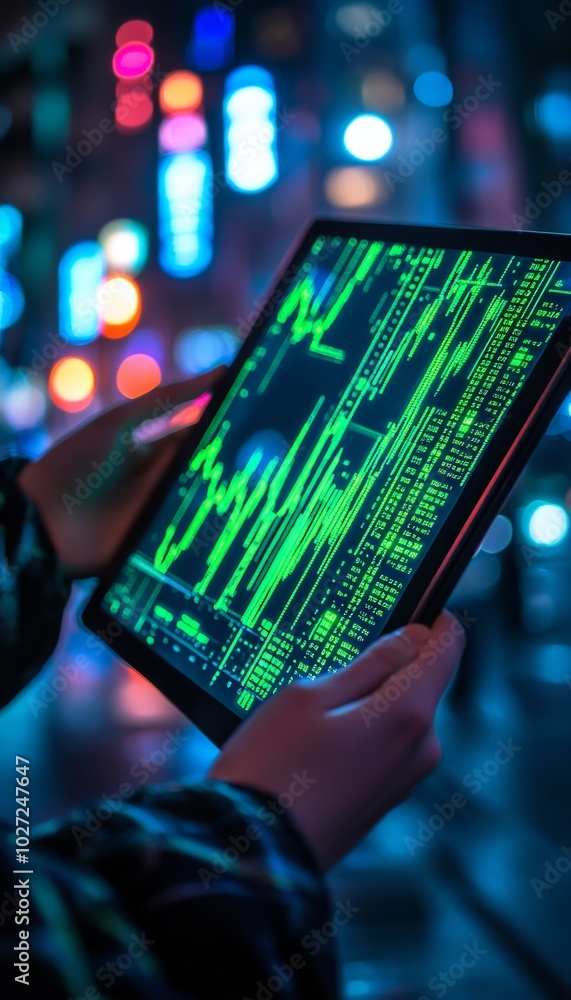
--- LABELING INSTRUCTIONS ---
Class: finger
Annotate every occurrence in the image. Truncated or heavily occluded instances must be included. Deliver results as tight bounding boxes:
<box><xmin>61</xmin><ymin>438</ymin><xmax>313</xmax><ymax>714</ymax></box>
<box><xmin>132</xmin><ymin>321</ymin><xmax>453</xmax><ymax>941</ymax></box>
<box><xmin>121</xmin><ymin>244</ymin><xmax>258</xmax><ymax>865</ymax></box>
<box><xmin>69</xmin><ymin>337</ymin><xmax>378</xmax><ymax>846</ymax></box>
<box><xmin>383</xmin><ymin>610</ymin><xmax>465</xmax><ymax>719</ymax></box>
<box><xmin>118</xmin><ymin>366</ymin><xmax>228</xmax><ymax>428</ymax></box>
<box><xmin>314</xmin><ymin>624</ymin><xmax>430</xmax><ymax>709</ymax></box>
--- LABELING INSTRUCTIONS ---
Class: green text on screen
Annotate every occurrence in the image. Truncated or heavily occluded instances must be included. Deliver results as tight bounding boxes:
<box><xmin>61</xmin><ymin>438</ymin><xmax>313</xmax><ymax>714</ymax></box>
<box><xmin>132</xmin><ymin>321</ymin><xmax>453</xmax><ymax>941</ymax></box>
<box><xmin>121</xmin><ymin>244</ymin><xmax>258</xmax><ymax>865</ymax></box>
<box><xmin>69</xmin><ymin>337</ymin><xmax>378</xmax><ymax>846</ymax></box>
<box><xmin>101</xmin><ymin>237</ymin><xmax>571</xmax><ymax>715</ymax></box>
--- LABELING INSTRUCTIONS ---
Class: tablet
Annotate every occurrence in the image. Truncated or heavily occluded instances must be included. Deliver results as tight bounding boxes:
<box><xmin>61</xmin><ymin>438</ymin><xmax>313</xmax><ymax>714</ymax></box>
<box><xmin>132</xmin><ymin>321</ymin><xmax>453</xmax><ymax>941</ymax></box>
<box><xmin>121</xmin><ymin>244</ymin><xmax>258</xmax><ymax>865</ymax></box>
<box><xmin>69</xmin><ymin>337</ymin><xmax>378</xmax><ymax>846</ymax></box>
<box><xmin>83</xmin><ymin>219</ymin><xmax>571</xmax><ymax>746</ymax></box>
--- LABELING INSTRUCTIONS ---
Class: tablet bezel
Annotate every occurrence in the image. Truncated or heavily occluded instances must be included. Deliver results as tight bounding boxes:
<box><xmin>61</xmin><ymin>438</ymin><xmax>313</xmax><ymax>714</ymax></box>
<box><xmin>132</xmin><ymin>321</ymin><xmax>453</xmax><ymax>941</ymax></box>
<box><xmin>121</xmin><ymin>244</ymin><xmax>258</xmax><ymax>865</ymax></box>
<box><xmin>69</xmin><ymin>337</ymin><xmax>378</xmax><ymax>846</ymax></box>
<box><xmin>82</xmin><ymin>218</ymin><xmax>571</xmax><ymax>747</ymax></box>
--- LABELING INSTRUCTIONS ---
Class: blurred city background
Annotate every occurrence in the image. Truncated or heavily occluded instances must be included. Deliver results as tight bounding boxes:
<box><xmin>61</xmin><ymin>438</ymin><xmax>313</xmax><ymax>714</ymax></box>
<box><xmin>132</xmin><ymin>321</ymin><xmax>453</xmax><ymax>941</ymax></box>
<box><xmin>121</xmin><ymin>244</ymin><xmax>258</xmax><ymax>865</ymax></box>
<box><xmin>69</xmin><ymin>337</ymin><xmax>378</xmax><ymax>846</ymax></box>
<box><xmin>1</xmin><ymin>0</ymin><xmax>570</xmax><ymax>997</ymax></box>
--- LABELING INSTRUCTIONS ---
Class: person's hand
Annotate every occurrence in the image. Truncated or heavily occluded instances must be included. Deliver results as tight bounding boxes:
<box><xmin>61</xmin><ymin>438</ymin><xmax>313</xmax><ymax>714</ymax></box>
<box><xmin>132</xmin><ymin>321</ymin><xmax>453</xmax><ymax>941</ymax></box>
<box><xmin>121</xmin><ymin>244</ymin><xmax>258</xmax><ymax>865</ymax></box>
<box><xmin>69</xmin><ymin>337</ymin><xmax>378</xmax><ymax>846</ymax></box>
<box><xmin>209</xmin><ymin>611</ymin><xmax>465</xmax><ymax>871</ymax></box>
<box><xmin>17</xmin><ymin>368</ymin><xmax>226</xmax><ymax>577</ymax></box>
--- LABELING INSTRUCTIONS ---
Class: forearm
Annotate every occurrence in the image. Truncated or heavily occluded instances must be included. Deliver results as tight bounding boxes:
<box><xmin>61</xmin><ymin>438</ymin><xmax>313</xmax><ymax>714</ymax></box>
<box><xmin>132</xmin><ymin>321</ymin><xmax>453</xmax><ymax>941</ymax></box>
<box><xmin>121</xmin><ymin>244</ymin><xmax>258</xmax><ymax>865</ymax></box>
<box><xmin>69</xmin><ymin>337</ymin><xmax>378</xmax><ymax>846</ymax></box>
<box><xmin>12</xmin><ymin>779</ymin><xmax>338</xmax><ymax>998</ymax></box>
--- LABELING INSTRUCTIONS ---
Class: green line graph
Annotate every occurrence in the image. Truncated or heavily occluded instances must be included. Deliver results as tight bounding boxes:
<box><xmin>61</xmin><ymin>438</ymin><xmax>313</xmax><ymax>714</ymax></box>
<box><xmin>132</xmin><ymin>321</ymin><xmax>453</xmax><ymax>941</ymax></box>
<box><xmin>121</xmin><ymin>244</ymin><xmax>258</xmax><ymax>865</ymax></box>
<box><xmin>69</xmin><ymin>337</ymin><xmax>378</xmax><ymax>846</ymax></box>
<box><xmin>102</xmin><ymin>235</ymin><xmax>571</xmax><ymax>716</ymax></box>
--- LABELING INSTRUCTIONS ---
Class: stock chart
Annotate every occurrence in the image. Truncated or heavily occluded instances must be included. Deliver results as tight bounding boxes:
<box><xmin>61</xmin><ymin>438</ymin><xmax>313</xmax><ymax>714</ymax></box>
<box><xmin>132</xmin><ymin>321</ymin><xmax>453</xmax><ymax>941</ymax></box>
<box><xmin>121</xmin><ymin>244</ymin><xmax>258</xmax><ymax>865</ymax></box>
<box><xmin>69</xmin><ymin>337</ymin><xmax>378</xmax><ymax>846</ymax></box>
<box><xmin>101</xmin><ymin>234</ymin><xmax>571</xmax><ymax>715</ymax></box>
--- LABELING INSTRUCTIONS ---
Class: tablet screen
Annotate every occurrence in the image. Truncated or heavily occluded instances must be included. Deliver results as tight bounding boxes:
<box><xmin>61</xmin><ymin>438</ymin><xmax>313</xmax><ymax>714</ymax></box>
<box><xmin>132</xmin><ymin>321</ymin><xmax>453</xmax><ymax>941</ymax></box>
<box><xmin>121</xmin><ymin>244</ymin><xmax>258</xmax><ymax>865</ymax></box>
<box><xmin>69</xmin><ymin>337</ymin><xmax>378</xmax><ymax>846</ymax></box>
<box><xmin>100</xmin><ymin>235</ymin><xmax>571</xmax><ymax>716</ymax></box>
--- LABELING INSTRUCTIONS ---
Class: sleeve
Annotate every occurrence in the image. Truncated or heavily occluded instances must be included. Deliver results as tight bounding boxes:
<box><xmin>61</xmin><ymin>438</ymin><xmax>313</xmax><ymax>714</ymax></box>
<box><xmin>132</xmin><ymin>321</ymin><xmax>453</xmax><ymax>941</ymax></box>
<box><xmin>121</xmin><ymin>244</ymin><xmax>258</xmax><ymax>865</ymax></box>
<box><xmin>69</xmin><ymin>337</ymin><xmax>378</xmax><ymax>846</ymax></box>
<box><xmin>1</xmin><ymin>780</ymin><xmax>338</xmax><ymax>1000</ymax></box>
<box><xmin>0</xmin><ymin>454</ymin><xmax>72</xmax><ymax>709</ymax></box>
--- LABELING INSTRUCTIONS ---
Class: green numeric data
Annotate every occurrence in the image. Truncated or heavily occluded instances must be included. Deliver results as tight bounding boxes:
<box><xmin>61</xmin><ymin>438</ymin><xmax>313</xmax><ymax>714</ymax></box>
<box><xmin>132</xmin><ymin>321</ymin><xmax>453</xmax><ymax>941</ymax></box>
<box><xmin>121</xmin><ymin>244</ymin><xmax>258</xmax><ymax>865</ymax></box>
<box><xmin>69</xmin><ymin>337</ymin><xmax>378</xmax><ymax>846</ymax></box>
<box><xmin>102</xmin><ymin>236</ymin><xmax>571</xmax><ymax>716</ymax></box>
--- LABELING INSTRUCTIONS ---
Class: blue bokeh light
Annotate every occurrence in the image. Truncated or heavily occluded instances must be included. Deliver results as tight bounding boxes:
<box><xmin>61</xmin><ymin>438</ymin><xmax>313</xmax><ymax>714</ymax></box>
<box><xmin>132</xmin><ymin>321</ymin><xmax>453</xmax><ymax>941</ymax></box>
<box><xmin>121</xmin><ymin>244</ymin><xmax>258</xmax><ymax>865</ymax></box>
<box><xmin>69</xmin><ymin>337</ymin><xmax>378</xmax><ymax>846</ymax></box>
<box><xmin>59</xmin><ymin>241</ymin><xmax>105</xmax><ymax>344</ymax></box>
<box><xmin>523</xmin><ymin>502</ymin><xmax>569</xmax><ymax>547</ymax></box>
<box><xmin>189</xmin><ymin>6</ymin><xmax>234</xmax><ymax>71</ymax></box>
<box><xmin>413</xmin><ymin>71</ymin><xmax>454</xmax><ymax>107</ymax></box>
<box><xmin>224</xmin><ymin>67</ymin><xmax>278</xmax><ymax>193</ymax></box>
<box><xmin>158</xmin><ymin>151</ymin><xmax>213</xmax><ymax>278</ymax></box>
<box><xmin>535</xmin><ymin>91</ymin><xmax>571</xmax><ymax>139</ymax></box>
<box><xmin>0</xmin><ymin>204</ymin><xmax>23</xmax><ymax>264</ymax></box>
<box><xmin>0</xmin><ymin>270</ymin><xmax>25</xmax><ymax>331</ymax></box>
<box><xmin>175</xmin><ymin>328</ymin><xmax>239</xmax><ymax>374</ymax></box>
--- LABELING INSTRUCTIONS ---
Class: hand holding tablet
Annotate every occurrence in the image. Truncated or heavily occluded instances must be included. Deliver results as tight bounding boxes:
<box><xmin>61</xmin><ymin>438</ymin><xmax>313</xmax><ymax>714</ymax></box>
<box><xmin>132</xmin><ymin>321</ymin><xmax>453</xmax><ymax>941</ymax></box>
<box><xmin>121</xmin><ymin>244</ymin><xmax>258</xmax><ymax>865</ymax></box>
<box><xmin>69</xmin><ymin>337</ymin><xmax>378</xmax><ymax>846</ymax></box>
<box><xmin>210</xmin><ymin>612</ymin><xmax>464</xmax><ymax>870</ymax></box>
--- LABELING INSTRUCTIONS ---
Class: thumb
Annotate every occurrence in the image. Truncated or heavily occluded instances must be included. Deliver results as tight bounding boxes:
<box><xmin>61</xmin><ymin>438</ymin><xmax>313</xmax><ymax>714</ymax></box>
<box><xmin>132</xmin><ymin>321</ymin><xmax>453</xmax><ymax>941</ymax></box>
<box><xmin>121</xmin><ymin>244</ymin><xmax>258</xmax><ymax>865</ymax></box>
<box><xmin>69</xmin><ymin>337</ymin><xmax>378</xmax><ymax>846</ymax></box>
<box><xmin>313</xmin><ymin>624</ymin><xmax>430</xmax><ymax>709</ymax></box>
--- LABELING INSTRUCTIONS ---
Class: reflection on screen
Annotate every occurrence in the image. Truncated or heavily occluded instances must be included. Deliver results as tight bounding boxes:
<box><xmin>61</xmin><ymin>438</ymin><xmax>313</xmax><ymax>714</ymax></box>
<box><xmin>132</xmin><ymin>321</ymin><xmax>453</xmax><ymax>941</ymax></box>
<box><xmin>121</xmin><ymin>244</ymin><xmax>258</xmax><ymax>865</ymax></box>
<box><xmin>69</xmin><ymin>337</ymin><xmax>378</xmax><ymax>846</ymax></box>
<box><xmin>102</xmin><ymin>235</ymin><xmax>571</xmax><ymax>715</ymax></box>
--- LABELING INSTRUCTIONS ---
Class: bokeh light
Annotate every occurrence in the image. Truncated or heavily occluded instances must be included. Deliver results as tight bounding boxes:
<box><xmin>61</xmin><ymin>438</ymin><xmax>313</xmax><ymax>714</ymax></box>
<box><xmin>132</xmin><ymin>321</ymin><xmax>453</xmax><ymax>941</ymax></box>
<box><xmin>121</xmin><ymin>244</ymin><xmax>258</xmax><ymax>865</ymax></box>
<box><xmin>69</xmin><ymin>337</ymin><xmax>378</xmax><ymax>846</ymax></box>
<box><xmin>97</xmin><ymin>275</ymin><xmax>141</xmax><ymax>338</ymax></box>
<box><xmin>175</xmin><ymin>327</ymin><xmax>239</xmax><ymax>374</ymax></box>
<box><xmin>115</xmin><ymin>20</ymin><xmax>153</xmax><ymax>46</ymax></box>
<box><xmin>334</xmin><ymin>4</ymin><xmax>387</xmax><ymax>36</ymax></box>
<box><xmin>236</xmin><ymin>429</ymin><xmax>288</xmax><ymax>480</ymax></box>
<box><xmin>115</xmin><ymin>93</ymin><xmax>154</xmax><ymax>132</ymax></box>
<box><xmin>524</xmin><ymin>502</ymin><xmax>569</xmax><ymax>547</ymax></box>
<box><xmin>225</xmin><ymin>67</ymin><xmax>278</xmax><ymax>192</ymax></box>
<box><xmin>413</xmin><ymin>71</ymin><xmax>454</xmax><ymax>107</ymax></box>
<box><xmin>189</xmin><ymin>6</ymin><xmax>234</xmax><ymax>71</ymax></box>
<box><xmin>158</xmin><ymin>113</ymin><xmax>208</xmax><ymax>154</ymax></box>
<box><xmin>535</xmin><ymin>92</ymin><xmax>571</xmax><ymax>140</ymax></box>
<box><xmin>116</xmin><ymin>353</ymin><xmax>162</xmax><ymax>398</ymax></box>
<box><xmin>362</xmin><ymin>71</ymin><xmax>406</xmax><ymax>112</ymax></box>
<box><xmin>158</xmin><ymin>151</ymin><xmax>213</xmax><ymax>277</ymax></box>
<box><xmin>113</xmin><ymin>41</ymin><xmax>155</xmax><ymax>79</ymax></box>
<box><xmin>0</xmin><ymin>205</ymin><xmax>23</xmax><ymax>263</ymax></box>
<box><xmin>159</xmin><ymin>71</ymin><xmax>203</xmax><ymax>114</ymax></box>
<box><xmin>2</xmin><ymin>380</ymin><xmax>46</xmax><ymax>429</ymax></box>
<box><xmin>0</xmin><ymin>271</ymin><xmax>25</xmax><ymax>331</ymax></box>
<box><xmin>98</xmin><ymin>219</ymin><xmax>149</xmax><ymax>274</ymax></box>
<box><xmin>324</xmin><ymin>166</ymin><xmax>385</xmax><ymax>207</ymax></box>
<box><xmin>49</xmin><ymin>357</ymin><xmax>95</xmax><ymax>412</ymax></box>
<box><xmin>59</xmin><ymin>241</ymin><xmax>105</xmax><ymax>345</ymax></box>
<box><xmin>343</xmin><ymin>114</ymin><xmax>393</xmax><ymax>161</ymax></box>
<box><xmin>480</xmin><ymin>514</ymin><xmax>513</xmax><ymax>554</ymax></box>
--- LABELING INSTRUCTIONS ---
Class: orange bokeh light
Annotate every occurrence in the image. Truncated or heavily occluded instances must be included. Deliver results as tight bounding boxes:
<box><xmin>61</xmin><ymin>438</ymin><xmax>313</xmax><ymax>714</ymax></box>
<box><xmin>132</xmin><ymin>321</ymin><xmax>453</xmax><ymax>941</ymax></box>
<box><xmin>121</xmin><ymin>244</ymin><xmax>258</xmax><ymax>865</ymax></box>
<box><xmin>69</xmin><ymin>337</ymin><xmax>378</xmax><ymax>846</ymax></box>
<box><xmin>98</xmin><ymin>275</ymin><xmax>141</xmax><ymax>339</ymax></box>
<box><xmin>116</xmin><ymin>353</ymin><xmax>162</xmax><ymax>398</ymax></box>
<box><xmin>159</xmin><ymin>71</ymin><xmax>203</xmax><ymax>114</ymax></box>
<box><xmin>49</xmin><ymin>357</ymin><xmax>95</xmax><ymax>413</ymax></box>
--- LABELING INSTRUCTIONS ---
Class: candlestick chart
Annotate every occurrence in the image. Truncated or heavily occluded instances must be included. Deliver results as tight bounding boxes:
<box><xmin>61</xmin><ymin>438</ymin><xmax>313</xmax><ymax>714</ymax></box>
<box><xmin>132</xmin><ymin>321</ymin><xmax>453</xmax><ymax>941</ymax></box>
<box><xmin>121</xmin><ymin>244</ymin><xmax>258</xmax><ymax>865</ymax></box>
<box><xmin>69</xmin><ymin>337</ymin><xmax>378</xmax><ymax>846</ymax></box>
<box><xmin>101</xmin><ymin>235</ymin><xmax>571</xmax><ymax>716</ymax></box>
